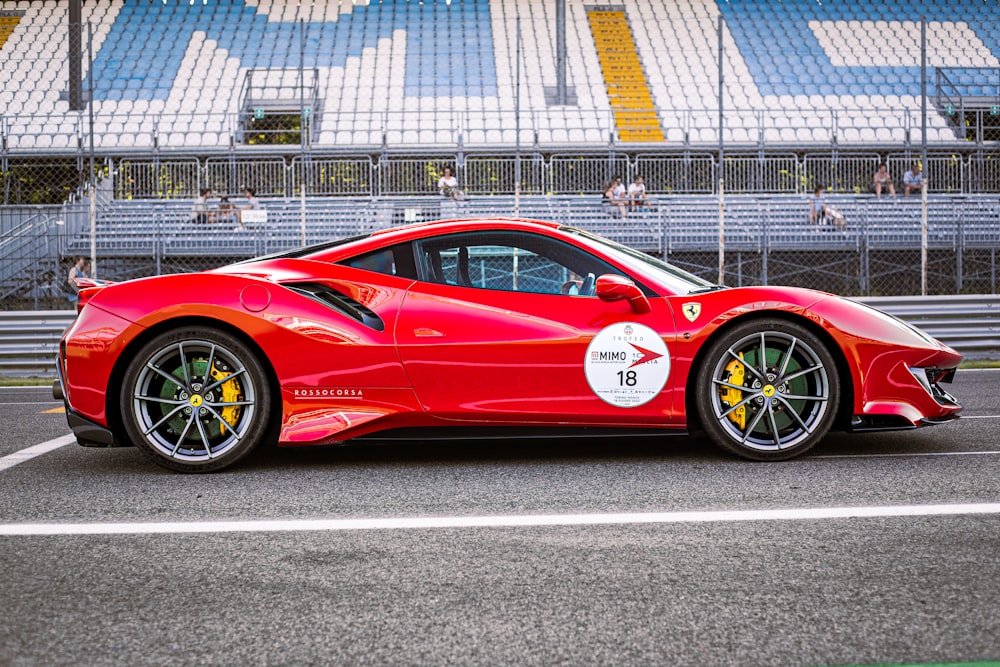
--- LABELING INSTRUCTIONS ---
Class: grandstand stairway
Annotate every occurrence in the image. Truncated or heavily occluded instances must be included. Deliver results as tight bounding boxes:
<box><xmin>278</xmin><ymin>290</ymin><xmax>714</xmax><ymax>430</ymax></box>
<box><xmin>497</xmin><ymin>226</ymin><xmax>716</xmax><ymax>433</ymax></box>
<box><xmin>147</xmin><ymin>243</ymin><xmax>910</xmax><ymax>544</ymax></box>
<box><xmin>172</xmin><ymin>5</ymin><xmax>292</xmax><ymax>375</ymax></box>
<box><xmin>586</xmin><ymin>8</ymin><xmax>663</xmax><ymax>143</ymax></box>
<box><xmin>0</xmin><ymin>12</ymin><xmax>19</xmax><ymax>50</ymax></box>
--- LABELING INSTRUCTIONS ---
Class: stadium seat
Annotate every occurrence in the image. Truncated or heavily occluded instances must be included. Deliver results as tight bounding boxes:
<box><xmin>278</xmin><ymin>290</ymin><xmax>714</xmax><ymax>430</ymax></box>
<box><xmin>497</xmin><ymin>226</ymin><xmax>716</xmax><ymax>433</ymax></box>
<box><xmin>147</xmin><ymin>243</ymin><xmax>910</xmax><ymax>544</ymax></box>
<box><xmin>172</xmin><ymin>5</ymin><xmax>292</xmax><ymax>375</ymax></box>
<box><xmin>1</xmin><ymin>0</ymin><xmax>998</xmax><ymax>151</ymax></box>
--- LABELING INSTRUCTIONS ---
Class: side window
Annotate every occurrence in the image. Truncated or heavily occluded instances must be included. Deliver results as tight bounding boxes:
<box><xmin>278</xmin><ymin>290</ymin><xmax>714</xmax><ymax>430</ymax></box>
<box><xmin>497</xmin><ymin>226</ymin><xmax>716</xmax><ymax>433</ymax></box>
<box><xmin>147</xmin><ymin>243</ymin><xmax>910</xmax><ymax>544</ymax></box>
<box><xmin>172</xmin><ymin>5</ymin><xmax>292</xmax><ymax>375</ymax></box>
<box><xmin>343</xmin><ymin>243</ymin><xmax>418</xmax><ymax>279</ymax></box>
<box><xmin>416</xmin><ymin>231</ymin><xmax>624</xmax><ymax>295</ymax></box>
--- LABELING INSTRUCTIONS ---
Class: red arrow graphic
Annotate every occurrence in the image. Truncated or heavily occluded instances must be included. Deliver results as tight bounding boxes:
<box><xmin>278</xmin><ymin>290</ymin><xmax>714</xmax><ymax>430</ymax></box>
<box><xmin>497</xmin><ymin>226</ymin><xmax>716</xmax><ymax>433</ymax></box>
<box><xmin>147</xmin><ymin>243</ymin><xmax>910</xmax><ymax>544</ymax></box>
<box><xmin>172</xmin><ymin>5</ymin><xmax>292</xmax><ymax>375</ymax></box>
<box><xmin>627</xmin><ymin>342</ymin><xmax>664</xmax><ymax>368</ymax></box>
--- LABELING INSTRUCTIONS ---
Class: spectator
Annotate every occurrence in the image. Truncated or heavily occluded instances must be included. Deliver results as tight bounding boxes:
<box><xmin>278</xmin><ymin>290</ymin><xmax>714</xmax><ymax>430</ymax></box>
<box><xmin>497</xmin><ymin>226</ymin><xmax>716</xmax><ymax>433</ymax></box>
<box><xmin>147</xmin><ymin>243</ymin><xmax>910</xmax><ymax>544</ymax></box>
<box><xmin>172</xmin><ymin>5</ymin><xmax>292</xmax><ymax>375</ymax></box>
<box><xmin>872</xmin><ymin>163</ymin><xmax>896</xmax><ymax>199</ymax></box>
<box><xmin>238</xmin><ymin>187</ymin><xmax>262</xmax><ymax>226</ymax></box>
<box><xmin>437</xmin><ymin>167</ymin><xmax>463</xmax><ymax>201</ymax></box>
<box><xmin>627</xmin><ymin>174</ymin><xmax>651</xmax><ymax>210</ymax></box>
<box><xmin>67</xmin><ymin>256</ymin><xmax>90</xmax><ymax>302</ymax></box>
<box><xmin>191</xmin><ymin>187</ymin><xmax>213</xmax><ymax>224</ymax></box>
<box><xmin>216</xmin><ymin>196</ymin><xmax>241</xmax><ymax>228</ymax></box>
<box><xmin>903</xmin><ymin>163</ymin><xmax>923</xmax><ymax>197</ymax></box>
<box><xmin>809</xmin><ymin>185</ymin><xmax>827</xmax><ymax>225</ymax></box>
<box><xmin>603</xmin><ymin>176</ymin><xmax>627</xmax><ymax>219</ymax></box>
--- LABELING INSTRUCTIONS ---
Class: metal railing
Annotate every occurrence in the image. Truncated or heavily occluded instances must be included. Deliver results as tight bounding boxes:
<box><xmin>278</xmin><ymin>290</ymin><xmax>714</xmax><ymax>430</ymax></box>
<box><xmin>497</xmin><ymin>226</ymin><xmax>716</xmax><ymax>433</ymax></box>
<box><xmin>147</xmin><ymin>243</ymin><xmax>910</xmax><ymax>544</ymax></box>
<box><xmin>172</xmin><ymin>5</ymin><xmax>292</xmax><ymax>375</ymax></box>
<box><xmin>6</xmin><ymin>152</ymin><xmax>1000</xmax><ymax>207</ymax></box>
<box><xmin>4</xmin><ymin>295</ymin><xmax>996</xmax><ymax>377</ymax></box>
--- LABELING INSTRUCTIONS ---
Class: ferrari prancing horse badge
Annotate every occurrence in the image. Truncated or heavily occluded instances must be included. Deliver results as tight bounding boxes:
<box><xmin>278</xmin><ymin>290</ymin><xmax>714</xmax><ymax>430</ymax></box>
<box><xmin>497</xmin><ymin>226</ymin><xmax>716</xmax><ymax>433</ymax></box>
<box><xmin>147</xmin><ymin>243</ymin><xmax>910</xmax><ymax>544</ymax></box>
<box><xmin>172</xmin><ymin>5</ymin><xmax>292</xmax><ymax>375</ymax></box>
<box><xmin>681</xmin><ymin>302</ymin><xmax>701</xmax><ymax>322</ymax></box>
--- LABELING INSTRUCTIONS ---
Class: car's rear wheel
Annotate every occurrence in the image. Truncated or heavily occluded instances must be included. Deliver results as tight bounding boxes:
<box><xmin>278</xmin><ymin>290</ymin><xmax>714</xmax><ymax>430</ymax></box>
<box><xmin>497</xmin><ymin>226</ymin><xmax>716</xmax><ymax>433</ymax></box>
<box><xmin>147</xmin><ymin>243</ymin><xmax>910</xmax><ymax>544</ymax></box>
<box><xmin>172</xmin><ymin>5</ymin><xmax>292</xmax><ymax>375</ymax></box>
<box><xmin>121</xmin><ymin>327</ymin><xmax>271</xmax><ymax>473</ymax></box>
<box><xmin>695</xmin><ymin>318</ymin><xmax>839</xmax><ymax>461</ymax></box>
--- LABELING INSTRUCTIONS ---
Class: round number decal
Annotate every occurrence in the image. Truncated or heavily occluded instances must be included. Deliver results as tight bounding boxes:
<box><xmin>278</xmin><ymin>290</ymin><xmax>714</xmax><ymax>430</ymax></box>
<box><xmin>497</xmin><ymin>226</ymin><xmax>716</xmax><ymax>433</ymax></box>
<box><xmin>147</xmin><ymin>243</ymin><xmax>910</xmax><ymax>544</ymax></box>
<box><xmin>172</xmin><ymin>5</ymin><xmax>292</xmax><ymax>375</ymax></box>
<box><xmin>584</xmin><ymin>322</ymin><xmax>670</xmax><ymax>407</ymax></box>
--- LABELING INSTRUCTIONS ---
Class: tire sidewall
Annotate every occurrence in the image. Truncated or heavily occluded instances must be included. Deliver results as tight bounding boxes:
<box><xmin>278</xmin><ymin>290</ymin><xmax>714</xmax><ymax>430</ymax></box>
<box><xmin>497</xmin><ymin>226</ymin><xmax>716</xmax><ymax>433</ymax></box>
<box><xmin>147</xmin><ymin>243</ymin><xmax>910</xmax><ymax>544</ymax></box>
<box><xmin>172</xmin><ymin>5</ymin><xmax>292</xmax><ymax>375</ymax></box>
<box><xmin>695</xmin><ymin>318</ymin><xmax>840</xmax><ymax>461</ymax></box>
<box><xmin>120</xmin><ymin>327</ymin><xmax>271</xmax><ymax>473</ymax></box>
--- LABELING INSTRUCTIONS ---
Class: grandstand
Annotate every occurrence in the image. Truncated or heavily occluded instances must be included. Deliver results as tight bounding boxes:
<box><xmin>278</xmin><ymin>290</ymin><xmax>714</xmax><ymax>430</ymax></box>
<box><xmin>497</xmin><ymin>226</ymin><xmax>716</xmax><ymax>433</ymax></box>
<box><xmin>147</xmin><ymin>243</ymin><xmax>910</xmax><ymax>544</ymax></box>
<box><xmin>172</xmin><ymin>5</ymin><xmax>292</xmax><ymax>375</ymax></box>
<box><xmin>0</xmin><ymin>0</ymin><xmax>998</xmax><ymax>309</ymax></box>
<box><xmin>1</xmin><ymin>0</ymin><xmax>998</xmax><ymax>150</ymax></box>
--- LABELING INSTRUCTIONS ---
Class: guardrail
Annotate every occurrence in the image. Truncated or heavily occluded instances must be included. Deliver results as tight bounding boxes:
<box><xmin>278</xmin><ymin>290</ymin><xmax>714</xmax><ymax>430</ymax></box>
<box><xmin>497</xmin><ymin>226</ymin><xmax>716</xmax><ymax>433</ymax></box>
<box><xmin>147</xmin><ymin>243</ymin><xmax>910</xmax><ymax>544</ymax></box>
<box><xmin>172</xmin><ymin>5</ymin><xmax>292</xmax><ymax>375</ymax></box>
<box><xmin>1</xmin><ymin>295</ymin><xmax>997</xmax><ymax>378</ymax></box>
<box><xmin>0</xmin><ymin>310</ymin><xmax>71</xmax><ymax>377</ymax></box>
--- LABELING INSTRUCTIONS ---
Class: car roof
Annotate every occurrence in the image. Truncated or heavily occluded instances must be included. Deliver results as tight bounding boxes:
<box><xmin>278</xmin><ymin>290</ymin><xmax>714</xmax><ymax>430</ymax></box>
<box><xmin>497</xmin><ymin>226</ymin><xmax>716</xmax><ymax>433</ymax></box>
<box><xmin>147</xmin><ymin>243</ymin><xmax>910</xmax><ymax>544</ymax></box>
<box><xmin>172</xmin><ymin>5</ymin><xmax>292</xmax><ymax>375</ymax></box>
<box><xmin>369</xmin><ymin>217</ymin><xmax>562</xmax><ymax>238</ymax></box>
<box><xmin>308</xmin><ymin>218</ymin><xmax>566</xmax><ymax>260</ymax></box>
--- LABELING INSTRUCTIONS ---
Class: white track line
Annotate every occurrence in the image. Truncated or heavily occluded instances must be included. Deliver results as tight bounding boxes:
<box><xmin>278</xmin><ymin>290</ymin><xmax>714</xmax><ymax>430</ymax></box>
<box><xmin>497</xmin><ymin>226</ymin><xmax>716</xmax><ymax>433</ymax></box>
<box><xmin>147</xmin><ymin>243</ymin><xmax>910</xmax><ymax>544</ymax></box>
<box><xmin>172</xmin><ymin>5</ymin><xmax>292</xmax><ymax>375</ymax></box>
<box><xmin>2</xmin><ymin>503</ymin><xmax>999</xmax><ymax>536</ymax></box>
<box><xmin>0</xmin><ymin>435</ymin><xmax>76</xmax><ymax>473</ymax></box>
<box><xmin>0</xmin><ymin>401</ymin><xmax>62</xmax><ymax>406</ymax></box>
<box><xmin>814</xmin><ymin>450</ymin><xmax>1000</xmax><ymax>459</ymax></box>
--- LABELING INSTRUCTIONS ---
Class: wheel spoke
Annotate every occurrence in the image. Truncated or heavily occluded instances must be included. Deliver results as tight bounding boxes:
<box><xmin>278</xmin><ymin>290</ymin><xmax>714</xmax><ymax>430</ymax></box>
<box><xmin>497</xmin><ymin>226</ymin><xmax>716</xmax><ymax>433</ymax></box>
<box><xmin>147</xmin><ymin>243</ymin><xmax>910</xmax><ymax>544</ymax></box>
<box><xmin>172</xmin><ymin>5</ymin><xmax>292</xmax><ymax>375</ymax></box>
<box><xmin>205</xmin><ymin>400</ymin><xmax>255</xmax><ymax>408</ymax></box>
<box><xmin>170</xmin><ymin>411</ymin><xmax>197</xmax><ymax>457</ymax></box>
<box><xmin>775</xmin><ymin>396</ymin><xmax>814</xmax><ymax>434</ymax></box>
<box><xmin>204</xmin><ymin>344</ymin><xmax>217</xmax><ymax>386</ymax></box>
<box><xmin>757</xmin><ymin>333</ymin><xmax>768</xmax><ymax>377</ymax></box>
<box><xmin>781</xmin><ymin>364</ymin><xmax>824</xmax><ymax>383</ymax></box>
<box><xmin>777</xmin><ymin>337</ymin><xmax>797</xmax><ymax>379</ymax></box>
<box><xmin>725</xmin><ymin>347</ymin><xmax>765</xmax><ymax>381</ymax></box>
<box><xmin>740</xmin><ymin>405</ymin><xmax>768</xmax><ymax>445</ymax></box>
<box><xmin>203</xmin><ymin>367</ymin><xmax>247</xmax><ymax>394</ymax></box>
<box><xmin>146</xmin><ymin>362</ymin><xmax>186</xmax><ymax>389</ymax></box>
<box><xmin>142</xmin><ymin>404</ymin><xmax>187</xmax><ymax>436</ymax></box>
<box><xmin>177</xmin><ymin>342</ymin><xmax>192</xmax><ymax>388</ymax></box>
<box><xmin>781</xmin><ymin>393</ymin><xmax>827</xmax><ymax>402</ymax></box>
<box><xmin>719</xmin><ymin>393</ymin><xmax>757</xmax><ymax>419</ymax></box>
<box><xmin>203</xmin><ymin>406</ymin><xmax>243</xmax><ymax>440</ymax></box>
<box><xmin>194</xmin><ymin>414</ymin><xmax>215</xmax><ymax>459</ymax></box>
<box><xmin>136</xmin><ymin>395</ymin><xmax>186</xmax><ymax>406</ymax></box>
<box><xmin>712</xmin><ymin>378</ymin><xmax>751</xmax><ymax>392</ymax></box>
<box><xmin>766</xmin><ymin>403</ymin><xmax>784</xmax><ymax>449</ymax></box>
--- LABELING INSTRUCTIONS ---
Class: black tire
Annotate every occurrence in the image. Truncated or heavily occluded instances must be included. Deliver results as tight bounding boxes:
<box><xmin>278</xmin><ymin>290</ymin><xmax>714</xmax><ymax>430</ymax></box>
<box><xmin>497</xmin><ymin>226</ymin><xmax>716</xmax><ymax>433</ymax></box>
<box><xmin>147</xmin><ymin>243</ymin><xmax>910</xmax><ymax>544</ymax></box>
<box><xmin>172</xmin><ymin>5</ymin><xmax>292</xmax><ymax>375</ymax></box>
<box><xmin>120</xmin><ymin>327</ymin><xmax>272</xmax><ymax>473</ymax></box>
<box><xmin>695</xmin><ymin>318</ymin><xmax>839</xmax><ymax>461</ymax></box>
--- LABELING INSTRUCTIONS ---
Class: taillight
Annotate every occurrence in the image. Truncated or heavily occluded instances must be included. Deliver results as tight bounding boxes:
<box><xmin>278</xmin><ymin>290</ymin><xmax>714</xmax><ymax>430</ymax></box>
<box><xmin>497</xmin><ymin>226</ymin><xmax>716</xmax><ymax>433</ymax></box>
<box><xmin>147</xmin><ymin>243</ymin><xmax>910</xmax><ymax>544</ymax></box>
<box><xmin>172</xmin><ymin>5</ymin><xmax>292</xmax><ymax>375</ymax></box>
<box><xmin>77</xmin><ymin>287</ymin><xmax>99</xmax><ymax>313</ymax></box>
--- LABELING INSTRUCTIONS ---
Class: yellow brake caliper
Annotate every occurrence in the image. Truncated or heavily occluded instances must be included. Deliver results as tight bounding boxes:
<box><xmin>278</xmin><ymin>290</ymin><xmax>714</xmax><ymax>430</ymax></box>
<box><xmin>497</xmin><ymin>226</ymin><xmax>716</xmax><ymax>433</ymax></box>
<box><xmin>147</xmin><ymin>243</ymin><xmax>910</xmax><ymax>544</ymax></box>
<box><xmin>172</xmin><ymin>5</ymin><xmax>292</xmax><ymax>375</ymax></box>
<box><xmin>719</xmin><ymin>355</ymin><xmax>747</xmax><ymax>430</ymax></box>
<box><xmin>210</xmin><ymin>363</ymin><xmax>242</xmax><ymax>435</ymax></box>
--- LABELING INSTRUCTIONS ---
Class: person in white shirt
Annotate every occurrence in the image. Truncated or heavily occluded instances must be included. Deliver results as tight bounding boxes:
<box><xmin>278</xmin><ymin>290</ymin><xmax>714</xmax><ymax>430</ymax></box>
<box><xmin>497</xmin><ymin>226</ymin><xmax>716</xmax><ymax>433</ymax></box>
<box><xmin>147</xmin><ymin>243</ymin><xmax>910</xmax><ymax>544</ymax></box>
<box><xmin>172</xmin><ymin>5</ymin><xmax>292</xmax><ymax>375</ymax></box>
<box><xmin>903</xmin><ymin>164</ymin><xmax>923</xmax><ymax>197</ymax></box>
<box><xmin>438</xmin><ymin>167</ymin><xmax>462</xmax><ymax>200</ymax></box>
<box><xmin>190</xmin><ymin>188</ymin><xmax>212</xmax><ymax>224</ymax></box>
<box><xmin>627</xmin><ymin>175</ymin><xmax>650</xmax><ymax>210</ymax></box>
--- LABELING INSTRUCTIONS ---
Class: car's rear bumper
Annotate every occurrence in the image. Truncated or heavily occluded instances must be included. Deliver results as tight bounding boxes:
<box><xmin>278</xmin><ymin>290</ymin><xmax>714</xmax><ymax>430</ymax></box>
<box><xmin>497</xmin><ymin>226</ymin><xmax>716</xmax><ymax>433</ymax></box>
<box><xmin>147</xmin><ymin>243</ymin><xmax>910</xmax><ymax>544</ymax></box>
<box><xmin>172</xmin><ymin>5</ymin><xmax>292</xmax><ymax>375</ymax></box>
<box><xmin>54</xmin><ymin>367</ymin><xmax>126</xmax><ymax>448</ymax></box>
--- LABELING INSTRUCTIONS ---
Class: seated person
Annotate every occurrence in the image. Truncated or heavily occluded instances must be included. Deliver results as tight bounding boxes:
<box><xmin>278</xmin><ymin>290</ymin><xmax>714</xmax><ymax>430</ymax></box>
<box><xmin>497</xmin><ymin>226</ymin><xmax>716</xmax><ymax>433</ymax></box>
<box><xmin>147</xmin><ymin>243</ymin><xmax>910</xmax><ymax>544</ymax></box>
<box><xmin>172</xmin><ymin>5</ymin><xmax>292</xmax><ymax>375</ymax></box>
<box><xmin>872</xmin><ymin>163</ymin><xmax>896</xmax><ymax>199</ymax></box>
<box><xmin>603</xmin><ymin>176</ymin><xmax>627</xmax><ymax>219</ymax></box>
<box><xmin>627</xmin><ymin>175</ymin><xmax>651</xmax><ymax>210</ymax></box>
<box><xmin>903</xmin><ymin>163</ymin><xmax>923</xmax><ymax>197</ymax></box>
<box><xmin>237</xmin><ymin>187</ymin><xmax>264</xmax><ymax>227</ymax></box>
<box><xmin>438</xmin><ymin>167</ymin><xmax>463</xmax><ymax>201</ymax></box>
<box><xmin>190</xmin><ymin>188</ymin><xmax>213</xmax><ymax>224</ymax></box>
<box><xmin>216</xmin><ymin>196</ymin><xmax>240</xmax><ymax>227</ymax></box>
<box><xmin>809</xmin><ymin>185</ymin><xmax>827</xmax><ymax>225</ymax></box>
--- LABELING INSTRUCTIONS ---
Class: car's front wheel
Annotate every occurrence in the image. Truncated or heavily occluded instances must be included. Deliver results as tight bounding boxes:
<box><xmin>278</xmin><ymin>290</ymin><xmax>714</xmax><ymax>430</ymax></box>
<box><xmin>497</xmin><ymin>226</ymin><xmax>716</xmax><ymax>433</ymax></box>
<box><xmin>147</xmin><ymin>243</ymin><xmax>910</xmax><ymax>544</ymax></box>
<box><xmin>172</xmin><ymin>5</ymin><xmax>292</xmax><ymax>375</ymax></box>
<box><xmin>120</xmin><ymin>327</ymin><xmax>271</xmax><ymax>473</ymax></box>
<box><xmin>695</xmin><ymin>318</ymin><xmax>839</xmax><ymax>461</ymax></box>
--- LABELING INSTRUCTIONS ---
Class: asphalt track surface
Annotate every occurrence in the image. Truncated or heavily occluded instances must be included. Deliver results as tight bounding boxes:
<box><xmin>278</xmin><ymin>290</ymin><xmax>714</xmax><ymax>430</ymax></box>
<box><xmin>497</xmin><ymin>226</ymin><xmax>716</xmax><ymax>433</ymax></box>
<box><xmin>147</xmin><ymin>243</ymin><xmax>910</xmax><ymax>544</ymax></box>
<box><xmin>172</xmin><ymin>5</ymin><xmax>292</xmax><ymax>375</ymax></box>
<box><xmin>1</xmin><ymin>371</ymin><xmax>999</xmax><ymax>666</ymax></box>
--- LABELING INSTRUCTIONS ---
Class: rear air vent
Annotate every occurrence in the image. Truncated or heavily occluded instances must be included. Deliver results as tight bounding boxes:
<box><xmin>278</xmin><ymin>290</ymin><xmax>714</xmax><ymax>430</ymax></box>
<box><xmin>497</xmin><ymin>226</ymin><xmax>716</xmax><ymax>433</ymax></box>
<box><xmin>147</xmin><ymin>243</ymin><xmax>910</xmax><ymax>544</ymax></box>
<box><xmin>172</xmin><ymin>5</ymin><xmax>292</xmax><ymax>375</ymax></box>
<box><xmin>284</xmin><ymin>283</ymin><xmax>385</xmax><ymax>332</ymax></box>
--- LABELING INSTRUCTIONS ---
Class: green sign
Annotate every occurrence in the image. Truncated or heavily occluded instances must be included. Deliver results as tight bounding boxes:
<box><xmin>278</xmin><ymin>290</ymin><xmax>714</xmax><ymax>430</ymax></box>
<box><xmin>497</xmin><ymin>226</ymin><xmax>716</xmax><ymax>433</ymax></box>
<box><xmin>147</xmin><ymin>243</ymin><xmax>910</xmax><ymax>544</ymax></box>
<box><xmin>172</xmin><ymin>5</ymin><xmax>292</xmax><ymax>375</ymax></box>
<box><xmin>990</xmin><ymin>104</ymin><xmax>1000</xmax><ymax>116</ymax></box>
<box><xmin>944</xmin><ymin>104</ymin><xmax>955</xmax><ymax>115</ymax></box>
<box><xmin>302</xmin><ymin>107</ymin><xmax>312</xmax><ymax>118</ymax></box>
<box><xmin>253</xmin><ymin>108</ymin><xmax>265</xmax><ymax>120</ymax></box>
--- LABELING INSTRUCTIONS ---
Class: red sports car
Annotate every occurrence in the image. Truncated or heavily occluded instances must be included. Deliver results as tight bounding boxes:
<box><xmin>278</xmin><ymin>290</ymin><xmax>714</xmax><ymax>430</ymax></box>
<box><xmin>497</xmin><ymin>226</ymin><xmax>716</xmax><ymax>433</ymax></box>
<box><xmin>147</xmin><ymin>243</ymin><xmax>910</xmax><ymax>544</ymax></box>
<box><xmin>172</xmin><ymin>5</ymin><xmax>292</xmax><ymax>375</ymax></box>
<box><xmin>55</xmin><ymin>218</ymin><xmax>962</xmax><ymax>472</ymax></box>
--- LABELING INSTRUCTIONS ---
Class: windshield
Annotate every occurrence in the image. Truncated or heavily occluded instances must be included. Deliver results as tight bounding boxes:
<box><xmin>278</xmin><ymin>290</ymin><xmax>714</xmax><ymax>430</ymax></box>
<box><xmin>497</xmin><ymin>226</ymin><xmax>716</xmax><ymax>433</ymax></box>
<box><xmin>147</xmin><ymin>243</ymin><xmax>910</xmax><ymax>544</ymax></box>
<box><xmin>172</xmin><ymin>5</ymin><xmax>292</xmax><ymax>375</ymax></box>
<box><xmin>562</xmin><ymin>227</ymin><xmax>716</xmax><ymax>295</ymax></box>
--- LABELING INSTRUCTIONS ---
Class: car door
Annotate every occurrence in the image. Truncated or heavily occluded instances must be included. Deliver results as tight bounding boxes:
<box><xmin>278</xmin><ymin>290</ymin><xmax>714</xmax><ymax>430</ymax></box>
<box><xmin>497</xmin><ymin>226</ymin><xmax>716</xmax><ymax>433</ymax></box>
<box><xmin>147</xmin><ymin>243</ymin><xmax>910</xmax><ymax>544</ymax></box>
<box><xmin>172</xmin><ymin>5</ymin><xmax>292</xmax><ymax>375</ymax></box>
<box><xmin>394</xmin><ymin>230</ymin><xmax>679</xmax><ymax>426</ymax></box>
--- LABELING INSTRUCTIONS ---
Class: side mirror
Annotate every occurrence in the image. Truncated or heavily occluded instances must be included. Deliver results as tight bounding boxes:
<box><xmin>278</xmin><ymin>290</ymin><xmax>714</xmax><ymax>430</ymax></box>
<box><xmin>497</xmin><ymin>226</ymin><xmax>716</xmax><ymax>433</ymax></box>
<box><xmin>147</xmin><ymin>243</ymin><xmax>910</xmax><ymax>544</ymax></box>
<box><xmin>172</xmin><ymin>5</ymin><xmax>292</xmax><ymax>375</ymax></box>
<box><xmin>595</xmin><ymin>274</ymin><xmax>651</xmax><ymax>314</ymax></box>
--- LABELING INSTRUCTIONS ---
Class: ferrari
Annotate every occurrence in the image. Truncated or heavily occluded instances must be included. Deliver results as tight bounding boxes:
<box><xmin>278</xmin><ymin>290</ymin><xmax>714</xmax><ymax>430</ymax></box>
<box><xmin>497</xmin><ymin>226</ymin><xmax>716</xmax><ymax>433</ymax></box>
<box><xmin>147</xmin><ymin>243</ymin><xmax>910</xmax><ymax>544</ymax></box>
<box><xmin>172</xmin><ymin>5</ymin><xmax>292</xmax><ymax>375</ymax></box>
<box><xmin>55</xmin><ymin>218</ymin><xmax>962</xmax><ymax>472</ymax></box>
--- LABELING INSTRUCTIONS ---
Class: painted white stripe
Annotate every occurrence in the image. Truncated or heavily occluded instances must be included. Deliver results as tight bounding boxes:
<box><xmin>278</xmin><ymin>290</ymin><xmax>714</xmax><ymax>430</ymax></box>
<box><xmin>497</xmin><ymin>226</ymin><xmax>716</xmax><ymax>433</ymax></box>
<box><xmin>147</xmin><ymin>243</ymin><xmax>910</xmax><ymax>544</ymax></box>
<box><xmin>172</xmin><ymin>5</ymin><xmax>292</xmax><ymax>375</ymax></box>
<box><xmin>960</xmin><ymin>415</ymin><xmax>1000</xmax><ymax>419</ymax></box>
<box><xmin>0</xmin><ymin>401</ymin><xmax>62</xmax><ymax>406</ymax></box>
<box><xmin>814</xmin><ymin>450</ymin><xmax>1000</xmax><ymax>459</ymax></box>
<box><xmin>2</xmin><ymin>503</ymin><xmax>998</xmax><ymax>536</ymax></box>
<box><xmin>0</xmin><ymin>434</ymin><xmax>76</xmax><ymax>473</ymax></box>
